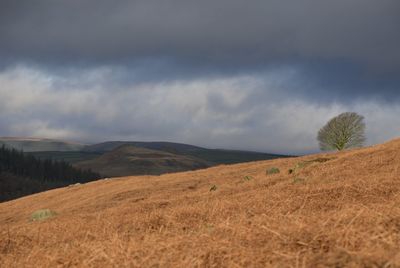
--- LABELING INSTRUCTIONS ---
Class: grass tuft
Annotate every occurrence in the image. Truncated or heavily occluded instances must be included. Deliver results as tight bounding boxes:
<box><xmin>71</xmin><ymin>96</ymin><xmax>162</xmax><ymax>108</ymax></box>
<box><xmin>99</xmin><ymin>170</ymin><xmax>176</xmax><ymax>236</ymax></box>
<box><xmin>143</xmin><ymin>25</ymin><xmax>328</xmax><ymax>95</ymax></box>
<box><xmin>243</xmin><ymin>175</ymin><xmax>253</xmax><ymax>181</ymax></box>
<box><xmin>266</xmin><ymin>167</ymin><xmax>280</xmax><ymax>175</ymax></box>
<box><xmin>30</xmin><ymin>209</ymin><xmax>57</xmax><ymax>222</ymax></box>
<box><xmin>209</xmin><ymin>185</ymin><xmax>217</xmax><ymax>191</ymax></box>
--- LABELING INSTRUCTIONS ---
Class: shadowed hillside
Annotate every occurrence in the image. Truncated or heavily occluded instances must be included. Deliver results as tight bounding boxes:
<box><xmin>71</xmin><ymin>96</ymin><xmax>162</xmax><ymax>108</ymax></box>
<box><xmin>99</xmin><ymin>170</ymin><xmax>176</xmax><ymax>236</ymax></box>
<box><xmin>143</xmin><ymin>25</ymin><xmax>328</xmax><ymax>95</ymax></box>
<box><xmin>1</xmin><ymin>138</ymin><xmax>400</xmax><ymax>266</ymax></box>
<box><xmin>83</xmin><ymin>141</ymin><xmax>204</xmax><ymax>153</ymax></box>
<box><xmin>74</xmin><ymin>145</ymin><xmax>212</xmax><ymax>177</ymax></box>
<box><xmin>83</xmin><ymin>141</ymin><xmax>288</xmax><ymax>164</ymax></box>
<box><xmin>4</xmin><ymin>138</ymin><xmax>288</xmax><ymax>166</ymax></box>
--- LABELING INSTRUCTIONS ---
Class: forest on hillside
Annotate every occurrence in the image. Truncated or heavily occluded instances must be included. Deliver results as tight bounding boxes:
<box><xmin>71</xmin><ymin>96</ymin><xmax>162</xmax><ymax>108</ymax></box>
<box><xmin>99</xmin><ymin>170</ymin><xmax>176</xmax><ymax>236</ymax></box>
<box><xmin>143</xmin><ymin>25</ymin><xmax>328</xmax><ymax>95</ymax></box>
<box><xmin>0</xmin><ymin>145</ymin><xmax>101</xmax><ymax>202</ymax></box>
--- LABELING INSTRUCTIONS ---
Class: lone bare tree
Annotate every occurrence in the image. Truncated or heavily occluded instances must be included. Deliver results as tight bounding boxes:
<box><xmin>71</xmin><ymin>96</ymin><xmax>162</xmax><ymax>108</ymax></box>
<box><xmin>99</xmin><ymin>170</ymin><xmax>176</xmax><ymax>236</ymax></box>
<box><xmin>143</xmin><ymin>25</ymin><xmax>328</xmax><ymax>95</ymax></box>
<box><xmin>317</xmin><ymin>112</ymin><xmax>366</xmax><ymax>151</ymax></box>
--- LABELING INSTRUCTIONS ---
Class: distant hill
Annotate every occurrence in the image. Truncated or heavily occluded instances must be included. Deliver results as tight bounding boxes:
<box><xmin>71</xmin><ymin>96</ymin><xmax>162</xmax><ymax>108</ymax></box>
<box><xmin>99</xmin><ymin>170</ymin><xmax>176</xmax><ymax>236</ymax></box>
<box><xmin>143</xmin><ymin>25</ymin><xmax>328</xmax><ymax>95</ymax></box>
<box><xmin>74</xmin><ymin>145</ymin><xmax>212</xmax><ymax>177</ymax></box>
<box><xmin>1</xmin><ymin>138</ymin><xmax>290</xmax><ymax>175</ymax></box>
<box><xmin>0</xmin><ymin>137</ymin><xmax>86</xmax><ymax>152</ymax></box>
<box><xmin>83</xmin><ymin>141</ymin><xmax>288</xmax><ymax>164</ymax></box>
<box><xmin>83</xmin><ymin>141</ymin><xmax>204</xmax><ymax>154</ymax></box>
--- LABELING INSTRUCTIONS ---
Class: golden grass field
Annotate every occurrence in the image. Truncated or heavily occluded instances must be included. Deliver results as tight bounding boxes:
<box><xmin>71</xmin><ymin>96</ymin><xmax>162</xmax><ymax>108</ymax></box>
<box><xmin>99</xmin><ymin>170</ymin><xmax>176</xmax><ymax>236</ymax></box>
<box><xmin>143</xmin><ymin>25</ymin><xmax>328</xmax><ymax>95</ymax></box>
<box><xmin>1</xmin><ymin>138</ymin><xmax>400</xmax><ymax>267</ymax></box>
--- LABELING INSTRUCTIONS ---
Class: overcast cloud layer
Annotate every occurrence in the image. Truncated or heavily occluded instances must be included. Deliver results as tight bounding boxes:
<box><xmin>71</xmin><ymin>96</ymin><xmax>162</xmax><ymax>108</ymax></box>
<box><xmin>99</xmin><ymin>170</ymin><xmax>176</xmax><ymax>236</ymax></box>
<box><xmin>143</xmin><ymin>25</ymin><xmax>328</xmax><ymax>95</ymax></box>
<box><xmin>0</xmin><ymin>1</ymin><xmax>399</xmax><ymax>153</ymax></box>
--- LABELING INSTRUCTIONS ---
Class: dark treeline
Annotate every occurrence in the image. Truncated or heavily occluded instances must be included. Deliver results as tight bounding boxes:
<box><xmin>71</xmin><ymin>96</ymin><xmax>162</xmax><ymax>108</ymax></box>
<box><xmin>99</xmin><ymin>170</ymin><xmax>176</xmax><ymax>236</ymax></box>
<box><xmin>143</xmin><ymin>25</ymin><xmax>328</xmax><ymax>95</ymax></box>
<box><xmin>0</xmin><ymin>145</ymin><xmax>101</xmax><ymax>183</ymax></box>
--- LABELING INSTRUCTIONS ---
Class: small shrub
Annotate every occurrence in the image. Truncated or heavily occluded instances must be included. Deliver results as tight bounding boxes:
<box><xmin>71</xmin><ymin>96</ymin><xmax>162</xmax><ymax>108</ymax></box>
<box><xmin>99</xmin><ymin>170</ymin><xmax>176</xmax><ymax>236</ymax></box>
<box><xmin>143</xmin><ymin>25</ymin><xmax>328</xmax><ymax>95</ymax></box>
<box><xmin>209</xmin><ymin>185</ymin><xmax>217</xmax><ymax>191</ymax></box>
<box><xmin>266</xmin><ymin>167</ymin><xmax>280</xmax><ymax>175</ymax></box>
<box><xmin>31</xmin><ymin>209</ymin><xmax>57</xmax><ymax>222</ymax></box>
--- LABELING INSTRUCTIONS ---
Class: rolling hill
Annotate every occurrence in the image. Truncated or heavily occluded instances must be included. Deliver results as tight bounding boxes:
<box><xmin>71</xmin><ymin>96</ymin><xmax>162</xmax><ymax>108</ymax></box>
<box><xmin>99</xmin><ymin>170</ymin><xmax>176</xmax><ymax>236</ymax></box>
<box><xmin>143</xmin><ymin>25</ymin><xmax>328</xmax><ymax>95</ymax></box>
<box><xmin>2</xmin><ymin>138</ymin><xmax>289</xmax><ymax>175</ymax></box>
<box><xmin>83</xmin><ymin>141</ymin><xmax>204</xmax><ymax>153</ymax></box>
<box><xmin>74</xmin><ymin>145</ymin><xmax>212</xmax><ymax>177</ymax></box>
<box><xmin>83</xmin><ymin>141</ymin><xmax>288</xmax><ymax>164</ymax></box>
<box><xmin>1</xmin><ymin>138</ymin><xmax>400</xmax><ymax>266</ymax></box>
<box><xmin>0</xmin><ymin>137</ymin><xmax>86</xmax><ymax>152</ymax></box>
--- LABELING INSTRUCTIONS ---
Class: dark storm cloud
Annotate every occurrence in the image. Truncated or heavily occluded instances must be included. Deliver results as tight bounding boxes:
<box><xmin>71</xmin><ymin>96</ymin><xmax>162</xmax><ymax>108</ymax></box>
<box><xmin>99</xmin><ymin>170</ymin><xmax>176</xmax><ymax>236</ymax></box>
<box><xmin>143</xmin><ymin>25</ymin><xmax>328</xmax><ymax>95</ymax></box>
<box><xmin>1</xmin><ymin>0</ymin><xmax>399</xmax><ymax>72</ymax></box>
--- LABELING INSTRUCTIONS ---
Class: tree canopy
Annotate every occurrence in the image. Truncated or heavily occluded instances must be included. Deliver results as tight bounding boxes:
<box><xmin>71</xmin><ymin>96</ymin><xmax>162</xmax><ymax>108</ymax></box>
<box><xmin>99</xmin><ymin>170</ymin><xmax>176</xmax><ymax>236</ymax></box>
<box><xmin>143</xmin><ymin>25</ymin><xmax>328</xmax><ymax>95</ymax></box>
<box><xmin>317</xmin><ymin>112</ymin><xmax>366</xmax><ymax>151</ymax></box>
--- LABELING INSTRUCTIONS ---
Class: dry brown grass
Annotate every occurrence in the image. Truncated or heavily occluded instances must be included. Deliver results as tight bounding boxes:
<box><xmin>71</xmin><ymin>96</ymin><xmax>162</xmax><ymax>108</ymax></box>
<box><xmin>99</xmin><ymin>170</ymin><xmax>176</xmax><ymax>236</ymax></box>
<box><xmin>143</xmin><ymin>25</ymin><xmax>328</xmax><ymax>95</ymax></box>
<box><xmin>1</xmin><ymin>138</ymin><xmax>400</xmax><ymax>267</ymax></box>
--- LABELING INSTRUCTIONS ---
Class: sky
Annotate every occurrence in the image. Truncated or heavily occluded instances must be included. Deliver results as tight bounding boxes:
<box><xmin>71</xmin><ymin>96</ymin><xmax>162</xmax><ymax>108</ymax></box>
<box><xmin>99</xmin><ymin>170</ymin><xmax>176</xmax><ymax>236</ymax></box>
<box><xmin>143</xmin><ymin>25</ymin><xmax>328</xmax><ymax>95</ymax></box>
<box><xmin>0</xmin><ymin>0</ymin><xmax>399</xmax><ymax>154</ymax></box>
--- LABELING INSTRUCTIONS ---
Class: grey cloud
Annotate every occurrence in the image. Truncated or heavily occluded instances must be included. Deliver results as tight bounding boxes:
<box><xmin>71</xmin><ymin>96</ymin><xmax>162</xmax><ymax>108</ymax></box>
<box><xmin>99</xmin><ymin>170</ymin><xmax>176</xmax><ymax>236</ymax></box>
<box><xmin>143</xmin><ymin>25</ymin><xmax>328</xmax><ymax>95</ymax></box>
<box><xmin>1</xmin><ymin>0</ymin><xmax>399</xmax><ymax>101</ymax></box>
<box><xmin>1</xmin><ymin>1</ymin><xmax>399</xmax><ymax>71</ymax></box>
<box><xmin>0</xmin><ymin>66</ymin><xmax>399</xmax><ymax>154</ymax></box>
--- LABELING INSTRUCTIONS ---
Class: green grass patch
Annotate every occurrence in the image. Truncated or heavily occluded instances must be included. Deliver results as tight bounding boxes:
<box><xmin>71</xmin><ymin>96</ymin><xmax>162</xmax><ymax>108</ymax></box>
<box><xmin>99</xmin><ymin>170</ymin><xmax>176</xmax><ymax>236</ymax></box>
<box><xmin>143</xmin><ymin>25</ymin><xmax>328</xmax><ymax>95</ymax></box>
<box><xmin>266</xmin><ymin>167</ymin><xmax>280</xmax><ymax>175</ymax></box>
<box><xmin>31</xmin><ymin>209</ymin><xmax>57</xmax><ymax>222</ymax></box>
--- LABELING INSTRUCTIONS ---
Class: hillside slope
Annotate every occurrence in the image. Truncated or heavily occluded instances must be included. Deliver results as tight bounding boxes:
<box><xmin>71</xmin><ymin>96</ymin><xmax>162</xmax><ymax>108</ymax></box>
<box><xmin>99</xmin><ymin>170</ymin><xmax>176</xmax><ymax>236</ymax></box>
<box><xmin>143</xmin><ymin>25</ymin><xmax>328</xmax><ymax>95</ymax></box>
<box><xmin>1</xmin><ymin>139</ymin><xmax>400</xmax><ymax>267</ymax></box>
<box><xmin>83</xmin><ymin>141</ymin><xmax>204</xmax><ymax>153</ymax></box>
<box><xmin>74</xmin><ymin>145</ymin><xmax>212</xmax><ymax>176</ymax></box>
